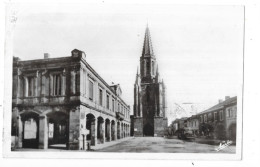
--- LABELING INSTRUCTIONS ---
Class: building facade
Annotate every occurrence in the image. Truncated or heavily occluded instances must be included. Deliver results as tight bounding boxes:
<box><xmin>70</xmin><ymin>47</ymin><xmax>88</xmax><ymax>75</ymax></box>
<box><xmin>12</xmin><ymin>49</ymin><xmax>131</xmax><ymax>150</ymax></box>
<box><xmin>133</xmin><ymin>26</ymin><xmax>168</xmax><ymax>137</ymax></box>
<box><xmin>170</xmin><ymin>96</ymin><xmax>237</xmax><ymax>141</ymax></box>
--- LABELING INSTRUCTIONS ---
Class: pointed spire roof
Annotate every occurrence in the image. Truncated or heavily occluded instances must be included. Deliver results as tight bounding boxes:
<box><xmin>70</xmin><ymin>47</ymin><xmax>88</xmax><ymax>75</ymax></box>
<box><xmin>142</xmin><ymin>25</ymin><xmax>154</xmax><ymax>56</ymax></box>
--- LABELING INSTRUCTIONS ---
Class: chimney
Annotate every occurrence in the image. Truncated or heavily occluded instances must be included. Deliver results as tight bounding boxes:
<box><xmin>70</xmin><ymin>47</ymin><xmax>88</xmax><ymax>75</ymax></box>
<box><xmin>225</xmin><ymin>96</ymin><xmax>230</xmax><ymax>100</ymax></box>
<box><xmin>44</xmin><ymin>53</ymin><xmax>50</xmax><ymax>59</ymax></box>
<box><xmin>219</xmin><ymin>99</ymin><xmax>223</xmax><ymax>104</ymax></box>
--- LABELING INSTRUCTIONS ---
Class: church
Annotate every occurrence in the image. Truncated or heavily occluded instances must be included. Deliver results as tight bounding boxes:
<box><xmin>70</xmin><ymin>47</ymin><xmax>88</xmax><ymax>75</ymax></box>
<box><xmin>133</xmin><ymin>26</ymin><xmax>168</xmax><ymax>137</ymax></box>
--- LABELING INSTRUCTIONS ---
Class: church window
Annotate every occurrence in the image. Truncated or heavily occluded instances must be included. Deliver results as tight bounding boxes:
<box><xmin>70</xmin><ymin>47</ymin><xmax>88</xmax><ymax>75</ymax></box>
<box><xmin>146</xmin><ymin>61</ymin><xmax>150</xmax><ymax>75</ymax></box>
<box><xmin>152</xmin><ymin>61</ymin><xmax>155</xmax><ymax>75</ymax></box>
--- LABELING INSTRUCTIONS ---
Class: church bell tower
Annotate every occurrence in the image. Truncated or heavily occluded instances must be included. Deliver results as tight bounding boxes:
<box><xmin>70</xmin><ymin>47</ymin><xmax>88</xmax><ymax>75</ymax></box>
<box><xmin>133</xmin><ymin>26</ymin><xmax>168</xmax><ymax>137</ymax></box>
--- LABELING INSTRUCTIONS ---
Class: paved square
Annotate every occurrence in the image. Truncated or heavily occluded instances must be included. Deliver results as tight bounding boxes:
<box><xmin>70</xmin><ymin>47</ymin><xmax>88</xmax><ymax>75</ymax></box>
<box><xmin>96</xmin><ymin>137</ymin><xmax>236</xmax><ymax>153</ymax></box>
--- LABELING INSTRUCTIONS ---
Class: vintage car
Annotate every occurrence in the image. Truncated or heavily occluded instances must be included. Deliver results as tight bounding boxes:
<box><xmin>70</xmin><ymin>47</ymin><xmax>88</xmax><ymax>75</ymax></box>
<box><xmin>176</xmin><ymin>128</ymin><xmax>195</xmax><ymax>140</ymax></box>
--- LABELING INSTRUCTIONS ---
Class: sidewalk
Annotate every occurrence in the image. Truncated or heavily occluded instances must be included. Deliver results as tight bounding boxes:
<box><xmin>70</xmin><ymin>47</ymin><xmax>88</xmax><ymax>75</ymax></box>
<box><xmin>13</xmin><ymin>137</ymin><xmax>133</xmax><ymax>152</ymax></box>
<box><xmin>88</xmin><ymin>137</ymin><xmax>133</xmax><ymax>151</ymax></box>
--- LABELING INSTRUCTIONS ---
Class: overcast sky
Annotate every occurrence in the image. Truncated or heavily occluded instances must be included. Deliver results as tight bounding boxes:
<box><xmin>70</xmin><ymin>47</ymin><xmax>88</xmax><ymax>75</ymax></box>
<box><xmin>12</xmin><ymin>3</ymin><xmax>244</xmax><ymax>122</ymax></box>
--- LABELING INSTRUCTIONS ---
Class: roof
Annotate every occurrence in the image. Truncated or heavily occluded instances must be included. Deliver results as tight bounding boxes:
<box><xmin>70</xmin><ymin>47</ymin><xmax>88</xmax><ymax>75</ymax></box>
<box><xmin>142</xmin><ymin>26</ymin><xmax>154</xmax><ymax>56</ymax></box>
<box><xmin>198</xmin><ymin>96</ymin><xmax>237</xmax><ymax>115</ymax></box>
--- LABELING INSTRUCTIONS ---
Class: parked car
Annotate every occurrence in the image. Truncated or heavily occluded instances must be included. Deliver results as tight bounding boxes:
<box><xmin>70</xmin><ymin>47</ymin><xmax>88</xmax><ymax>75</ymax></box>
<box><xmin>176</xmin><ymin>128</ymin><xmax>195</xmax><ymax>140</ymax></box>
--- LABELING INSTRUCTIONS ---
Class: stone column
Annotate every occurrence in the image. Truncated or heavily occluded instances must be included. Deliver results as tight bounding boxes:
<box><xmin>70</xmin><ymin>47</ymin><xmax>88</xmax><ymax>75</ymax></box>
<box><xmin>114</xmin><ymin>122</ymin><xmax>117</xmax><ymax>140</ymax></box>
<box><xmin>69</xmin><ymin>108</ymin><xmax>80</xmax><ymax>150</ymax></box>
<box><xmin>70</xmin><ymin>70</ymin><xmax>76</xmax><ymax>95</ymax></box>
<box><xmin>62</xmin><ymin>69</ymin><xmax>66</xmax><ymax>96</ymax></box>
<box><xmin>39</xmin><ymin>115</ymin><xmax>48</xmax><ymax>149</ymax></box>
<box><xmin>93</xmin><ymin>118</ymin><xmax>97</xmax><ymax>146</ymax></box>
<box><xmin>101</xmin><ymin>121</ymin><xmax>105</xmax><ymax>143</ymax></box>
<box><xmin>23</xmin><ymin>77</ymin><xmax>28</xmax><ymax>97</ymax></box>
<box><xmin>107</xmin><ymin>121</ymin><xmax>111</xmax><ymax>142</ymax></box>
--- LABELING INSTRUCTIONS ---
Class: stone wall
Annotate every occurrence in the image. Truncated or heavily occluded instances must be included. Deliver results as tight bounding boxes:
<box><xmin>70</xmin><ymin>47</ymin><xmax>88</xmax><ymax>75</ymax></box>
<box><xmin>133</xmin><ymin>117</ymin><xmax>143</xmax><ymax>137</ymax></box>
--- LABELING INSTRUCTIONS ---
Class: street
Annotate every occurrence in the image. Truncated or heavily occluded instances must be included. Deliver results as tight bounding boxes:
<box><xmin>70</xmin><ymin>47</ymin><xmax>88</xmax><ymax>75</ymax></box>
<box><xmin>96</xmin><ymin>137</ymin><xmax>236</xmax><ymax>153</ymax></box>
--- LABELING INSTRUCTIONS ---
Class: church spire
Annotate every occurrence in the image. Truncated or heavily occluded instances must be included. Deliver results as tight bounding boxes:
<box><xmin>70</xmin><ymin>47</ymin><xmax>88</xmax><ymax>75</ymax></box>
<box><xmin>142</xmin><ymin>25</ymin><xmax>154</xmax><ymax>56</ymax></box>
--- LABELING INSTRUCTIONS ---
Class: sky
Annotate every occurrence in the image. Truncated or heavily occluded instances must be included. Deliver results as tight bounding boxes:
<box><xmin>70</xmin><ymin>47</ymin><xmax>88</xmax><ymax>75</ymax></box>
<box><xmin>12</xmin><ymin>3</ymin><xmax>244</xmax><ymax>124</ymax></box>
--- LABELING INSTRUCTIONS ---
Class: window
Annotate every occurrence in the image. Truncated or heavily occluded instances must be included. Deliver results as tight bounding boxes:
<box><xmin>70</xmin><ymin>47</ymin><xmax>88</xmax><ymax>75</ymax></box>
<box><xmin>28</xmin><ymin>76</ymin><xmax>34</xmax><ymax>96</ymax></box>
<box><xmin>204</xmin><ymin>114</ymin><xmax>207</xmax><ymax>123</ymax></box>
<box><xmin>106</xmin><ymin>94</ymin><xmax>109</xmax><ymax>109</ymax></box>
<box><xmin>208</xmin><ymin>113</ymin><xmax>212</xmax><ymax>121</ymax></box>
<box><xmin>146</xmin><ymin>61</ymin><xmax>150</xmax><ymax>75</ymax></box>
<box><xmin>229</xmin><ymin>108</ymin><xmax>233</xmax><ymax>117</ymax></box>
<box><xmin>220</xmin><ymin>110</ymin><xmax>223</xmax><ymax>121</ymax></box>
<box><xmin>200</xmin><ymin>116</ymin><xmax>203</xmax><ymax>123</ymax></box>
<box><xmin>112</xmin><ymin>99</ymin><xmax>115</xmax><ymax>112</ymax></box>
<box><xmin>53</xmin><ymin>74</ymin><xmax>62</xmax><ymax>96</ymax></box>
<box><xmin>99</xmin><ymin>89</ymin><xmax>103</xmax><ymax>106</ymax></box>
<box><xmin>214</xmin><ymin>112</ymin><xmax>217</xmax><ymax>121</ymax></box>
<box><xmin>152</xmin><ymin>61</ymin><xmax>155</xmax><ymax>75</ymax></box>
<box><xmin>118</xmin><ymin>103</ymin><xmax>120</xmax><ymax>112</ymax></box>
<box><xmin>89</xmin><ymin>80</ymin><xmax>94</xmax><ymax>100</ymax></box>
<box><xmin>83</xmin><ymin>69</ymin><xmax>87</xmax><ymax>95</ymax></box>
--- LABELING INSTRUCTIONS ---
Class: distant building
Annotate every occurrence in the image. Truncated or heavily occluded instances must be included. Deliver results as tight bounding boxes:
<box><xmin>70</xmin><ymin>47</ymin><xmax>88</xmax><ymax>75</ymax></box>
<box><xmin>12</xmin><ymin>49</ymin><xmax>131</xmax><ymax>150</ymax></box>
<box><xmin>197</xmin><ymin>96</ymin><xmax>237</xmax><ymax>140</ymax></box>
<box><xmin>133</xmin><ymin>26</ymin><xmax>168</xmax><ymax>137</ymax></box>
<box><xmin>170</xmin><ymin>96</ymin><xmax>237</xmax><ymax>141</ymax></box>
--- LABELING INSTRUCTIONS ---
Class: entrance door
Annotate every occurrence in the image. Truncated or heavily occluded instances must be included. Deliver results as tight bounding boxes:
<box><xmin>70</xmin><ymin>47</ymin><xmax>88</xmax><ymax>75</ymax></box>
<box><xmin>143</xmin><ymin>123</ymin><xmax>154</xmax><ymax>136</ymax></box>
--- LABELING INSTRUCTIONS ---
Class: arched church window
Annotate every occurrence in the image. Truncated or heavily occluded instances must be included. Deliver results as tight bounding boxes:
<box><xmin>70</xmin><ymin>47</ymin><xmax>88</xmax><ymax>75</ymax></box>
<box><xmin>152</xmin><ymin>61</ymin><xmax>155</xmax><ymax>75</ymax></box>
<box><xmin>146</xmin><ymin>61</ymin><xmax>150</xmax><ymax>75</ymax></box>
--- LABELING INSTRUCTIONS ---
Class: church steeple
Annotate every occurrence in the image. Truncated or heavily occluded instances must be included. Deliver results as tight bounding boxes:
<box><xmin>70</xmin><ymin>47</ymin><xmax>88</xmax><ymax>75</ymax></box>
<box><xmin>140</xmin><ymin>26</ymin><xmax>157</xmax><ymax>81</ymax></box>
<box><xmin>142</xmin><ymin>26</ymin><xmax>154</xmax><ymax>57</ymax></box>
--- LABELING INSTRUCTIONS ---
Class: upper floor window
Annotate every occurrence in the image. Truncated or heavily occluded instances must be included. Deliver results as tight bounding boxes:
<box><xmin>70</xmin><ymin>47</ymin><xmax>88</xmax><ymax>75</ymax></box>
<box><xmin>208</xmin><ymin>113</ymin><xmax>212</xmax><ymax>121</ymax></box>
<box><xmin>226</xmin><ymin>108</ymin><xmax>233</xmax><ymax>118</ymax></box>
<box><xmin>83</xmin><ymin>69</ymin><xmax>87</xmax><ymax>95</ymax></box>
<box><xmin>106</xmin><ymin>94</ymin><xmax>109</xmax><ymax>109</ymax></box>
<box><xmin>200</xmin><ymin>116</ymin><xmax>203</xmax><ymax>123</ymax></box>
<box><xmin>204</xmin><ymin>114</ymin><xmax>207</xmax><ymax>123</ymax></box>
<box><xmin>89</xmin><ymin>80</ymin><xmax>94</xmax><ymax>101</ymax></box>
<box><xmin>214</xmin><ymin>112</ymin><xmax>218</xmax><ymax>121</ymax></box>
<box><xmin>112</xmin><ymin>99</ymin><xmax>115</xmax><ymax>112</ymax></box>
<box><xmin>27</xmin><ymin>76</ymin><xmax>34</xmax><ymax>97</ymax></box>
<box><xmin>118</xmin><ymin>103</ymin><xmax>120</xmax><ymax>112</ymax></box>
<box><xmin>99</xmin><ymin>88</ymin><xmax>103</xmax><ymax>106</ymax></box>
<box><xmin>220</xmin><ymin>110</ymin><xmax>224</xmax><ymax>121</ymax></box>
<box><xmin>53</xmin><ymin>74</ymin><xmax>62</xmax><ymax>96</ymax></box>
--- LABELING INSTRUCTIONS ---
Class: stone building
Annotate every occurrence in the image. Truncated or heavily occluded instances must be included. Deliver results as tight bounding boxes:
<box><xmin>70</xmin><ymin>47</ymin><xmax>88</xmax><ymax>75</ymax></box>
<box><xmin>172</xmin><ymin>96</ymin><xmax>237</xmax><ymax>141</ymax></box>
<box><xmin>133</xmin><ymin>26</ymin><xmax>168</xmax><ymax>137</ymax></box>
<box><xmin>197</xmin><ymin>96</ymin><xmax>237</xmax><ymax>140</ymax></box>
<box><xmin>11</xmin><ymin>49</ymin><xmax>131</xmax><ymax>150</ymax></box>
